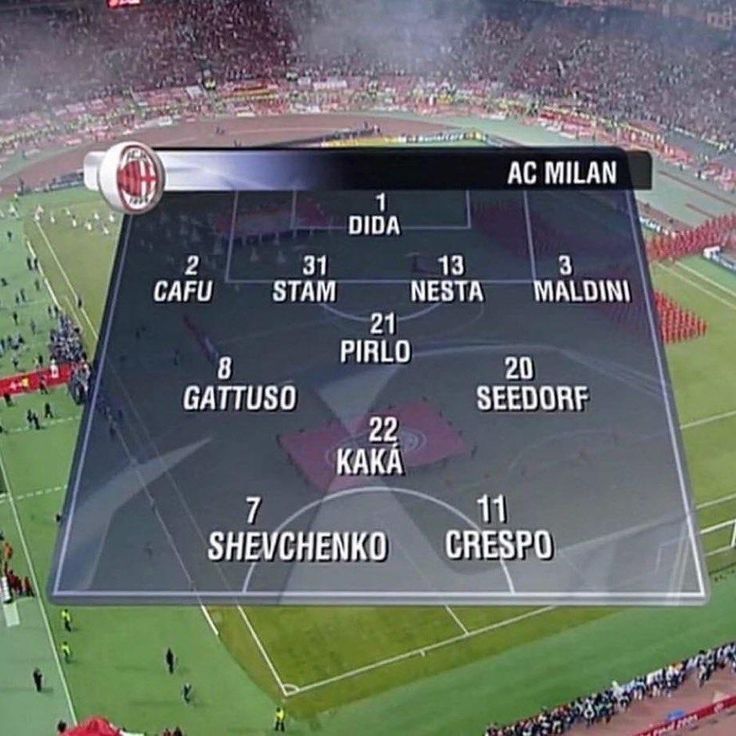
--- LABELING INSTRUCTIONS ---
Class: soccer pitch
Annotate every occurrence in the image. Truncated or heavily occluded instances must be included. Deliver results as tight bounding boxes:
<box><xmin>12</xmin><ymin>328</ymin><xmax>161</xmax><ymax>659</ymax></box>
<box><xmin>1</xmin><ymin>176</ymin><xmax>736</xmax><ymax>735</ymax></box>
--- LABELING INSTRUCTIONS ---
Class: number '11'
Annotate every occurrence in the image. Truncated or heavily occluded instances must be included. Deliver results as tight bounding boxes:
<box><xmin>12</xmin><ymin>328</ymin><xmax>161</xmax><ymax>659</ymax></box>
<box><xmin>477</xmin><ymin>494</ymin><xmax>508</xmax><ymax>524</ymax></box>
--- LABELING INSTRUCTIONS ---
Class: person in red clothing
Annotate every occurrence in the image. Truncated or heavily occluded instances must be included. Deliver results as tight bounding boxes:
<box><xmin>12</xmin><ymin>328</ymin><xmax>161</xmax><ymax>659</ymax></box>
<box><xmin>23</xmin><ymin>576</ymin><xmax>34</xmax><ymax>596</ymax></box>
<box><xmin>13</xmin><ymin>573</ymin><xmax>23</xmax><ymax>596</ymax></box>
<box><xmin>6</xmin><ymin>569</ymin><xmax>19</xmax><ymax>596</ymax></box>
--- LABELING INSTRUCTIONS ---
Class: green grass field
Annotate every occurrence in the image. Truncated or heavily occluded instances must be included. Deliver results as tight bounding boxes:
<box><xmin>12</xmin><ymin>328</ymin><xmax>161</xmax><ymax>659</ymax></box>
<box><xmin>1</xmin><ymin>179</ymin><xmax>736</xmax><ymax>736</ymax></box>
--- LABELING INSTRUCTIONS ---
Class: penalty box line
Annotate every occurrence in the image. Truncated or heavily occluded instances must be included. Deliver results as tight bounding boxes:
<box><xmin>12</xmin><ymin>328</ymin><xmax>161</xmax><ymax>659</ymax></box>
<box><xmin>237</xmin><ymin>607</ymin><xmax>296</xmax><ymax>697</ymax></box>
<box><xmin>279</xmin><ymin>605</ymin><xmax>555</xmax><ymax>698</ymax></box>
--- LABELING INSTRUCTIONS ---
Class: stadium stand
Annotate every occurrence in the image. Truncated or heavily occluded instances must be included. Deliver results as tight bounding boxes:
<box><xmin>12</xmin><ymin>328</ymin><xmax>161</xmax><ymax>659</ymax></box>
<box><xmin>484</xmin><ymin>641</ymin><xmax>736</xmax><ymax>735</ymax></box>
<box><xmin>0</xmin><ymin>0</ymin><xmax>733</xmax><ymax>177</ymax></box>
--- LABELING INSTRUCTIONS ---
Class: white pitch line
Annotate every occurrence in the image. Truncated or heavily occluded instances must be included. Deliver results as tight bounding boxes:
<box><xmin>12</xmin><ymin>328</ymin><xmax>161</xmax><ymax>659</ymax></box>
<box><xmin>445</xmin><ymin>606</ymin><xmax>469</xmax><ymax>635</ymax></box>
<box><xmin>34</xmin><ymin>220</ymin><xmax>97</xmax><ymax>338</ymax></box>
<box><xmin>200</xmin><ymin>605</ymin><xmax>220</xmax><ymax>638</ymax></box>
<box><xmin>707</xmin><ymin>543</ymin><xmax>736</xmax><ymax>558</ymax></box>
<box><xmin>697</xmin><ymin>490</ymin><xmax>736</xmax><ymax>511</ymax></box>
<box><xmin>8</xmin><ymin>416</ymin><xmax>79</xmax><ymax>435</ymax></box>
<box><xmin>657</xmin><ymin>262</ymin><xmax>736</xmax><ymax>312</ymax></box>
<box><xmin>681</xmin><ymin>408</ymin><xmax>736</xmax><ymax>431</ymax></box>
<box><xmin>379</xmin><ymin>513</ymin><xmax>470</xmax><ymax>636</ymax></box>
<box><xmin>677</xmin><ymin>261</ymin><xmax>736</xmax><ymax>301</ymax></box>
<box><xmin>0</xmin><ymin>450</ymin><xmax>77</xmax><ymax>724</ymax></box>
<box><xmin>291</xmin><ymin>606</ymin><xmax>555</xmax><ymax>696</ymax></box>
<box><xmin>0</xmin><ymin>484</ymin><xmax>66</xmax><ymax>505</ymax></box>
<box><xmin>25</xmin><ymin>237</ymin><xmax>61</xmax><ymax>310</ymax></box>
<box><xmin>701</xmin><ymin>518</ymin><xmax>736</xmax><ymax>535</ymax></box>
<box><xmin>236</xmin><ymin>606</ymin><xmax>291</xmax><ymax>697</ymax></box>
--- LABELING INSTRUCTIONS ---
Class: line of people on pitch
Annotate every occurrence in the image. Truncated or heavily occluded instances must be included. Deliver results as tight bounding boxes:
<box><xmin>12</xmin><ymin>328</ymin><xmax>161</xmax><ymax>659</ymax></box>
<box><xmin>0</xmin><ymin>535</ymin><xmax>34</xmax><ymax>600</ymax></box>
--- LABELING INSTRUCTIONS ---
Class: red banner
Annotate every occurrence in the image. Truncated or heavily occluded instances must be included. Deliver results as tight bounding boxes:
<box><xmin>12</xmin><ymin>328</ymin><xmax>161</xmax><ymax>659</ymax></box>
<box><xmin>634</xmin><ymin>693</ymin><xmax>736</xmax><ymax>736</ymax></box>
<box><xmin>0</xmin><ymin>363</ymin><xmax>72</xmax><ymax>396</ymax></box>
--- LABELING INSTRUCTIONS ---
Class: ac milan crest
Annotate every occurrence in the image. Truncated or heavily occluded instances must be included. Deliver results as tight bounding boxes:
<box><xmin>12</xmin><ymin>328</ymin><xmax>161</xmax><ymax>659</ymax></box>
<box><xmin>97</xmin><ymin>141</ymin><xmax>165</xmax><ymax>214</ymax></box>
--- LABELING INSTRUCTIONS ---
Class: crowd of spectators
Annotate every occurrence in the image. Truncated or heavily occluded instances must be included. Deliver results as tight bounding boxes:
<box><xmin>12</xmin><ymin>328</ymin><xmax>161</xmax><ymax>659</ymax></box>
<box><xmin>0</xmin><ymin>0</ymin><xmax>733</xmax><ymax>143</ymax></box>
<box><xmin>484</xmin><ymin>641</ymin><xmax>736</xmax><ymax>736</ymax></box>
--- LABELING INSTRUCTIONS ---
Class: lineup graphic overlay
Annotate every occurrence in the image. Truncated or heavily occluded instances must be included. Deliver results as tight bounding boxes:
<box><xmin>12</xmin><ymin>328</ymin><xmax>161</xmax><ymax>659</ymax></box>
<box><xmin>50</xmin><ymin>148</ymin><xmax>707</xmax><ymax>605</ymax></box>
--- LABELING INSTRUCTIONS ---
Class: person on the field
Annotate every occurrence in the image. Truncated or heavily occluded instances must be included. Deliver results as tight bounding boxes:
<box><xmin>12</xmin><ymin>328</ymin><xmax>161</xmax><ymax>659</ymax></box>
<box><xmin>181</xmin><ymin>682</ymin><xmax>192</xmax><ymax>704</ymax></box>
<box><xmin>61</xmin><ymin>608</ymin><xmax>72</xmax><ymax>632</ymax></box>
<box><xmin>165</xmin><ymin>647</ymin><xmax>176</xmax><ymax>674</ymax></box>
